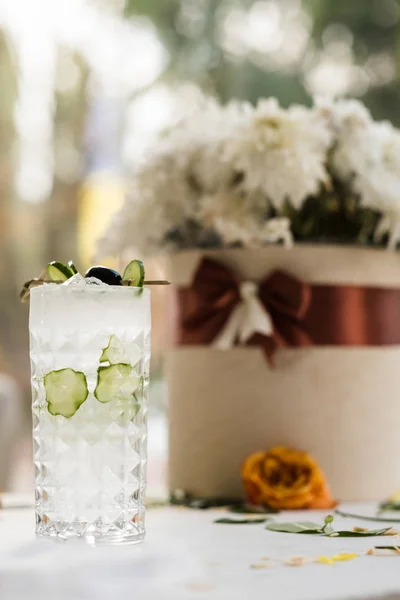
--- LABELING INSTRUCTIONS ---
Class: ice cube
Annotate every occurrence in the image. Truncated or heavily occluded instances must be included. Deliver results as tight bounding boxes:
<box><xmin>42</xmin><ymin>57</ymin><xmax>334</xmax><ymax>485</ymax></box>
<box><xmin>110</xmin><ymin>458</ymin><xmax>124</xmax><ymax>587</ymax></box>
<box><xmin>85</xmin><ymin>276</ymin><xmax>105</xmax><ymax>286</ymax></box>
<box><xmin>63</xmin><ymin>273</ymin><xmax>86</xmax><ymax>286</ymax></box>
<box><xmin>63</xmin><ymin>274</ymin><xmax>106</xmax><ymax>287</ymax></box>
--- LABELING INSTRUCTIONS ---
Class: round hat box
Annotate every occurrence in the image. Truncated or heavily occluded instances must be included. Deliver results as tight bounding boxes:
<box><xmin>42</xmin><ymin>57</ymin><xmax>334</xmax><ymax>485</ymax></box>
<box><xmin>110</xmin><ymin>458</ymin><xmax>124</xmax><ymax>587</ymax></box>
<box><xmin>166</xmin><ymin>245</ymin><xmax>400</xmax><ymax>502</ymax></box>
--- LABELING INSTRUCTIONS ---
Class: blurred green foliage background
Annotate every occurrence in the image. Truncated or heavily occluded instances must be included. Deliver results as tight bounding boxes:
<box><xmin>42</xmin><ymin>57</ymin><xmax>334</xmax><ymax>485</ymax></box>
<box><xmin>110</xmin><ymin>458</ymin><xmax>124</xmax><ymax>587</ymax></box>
<box><xmin>125</xmin><ymin>0</ymin><xmax>400</xmax><ymax>121</ymax></box>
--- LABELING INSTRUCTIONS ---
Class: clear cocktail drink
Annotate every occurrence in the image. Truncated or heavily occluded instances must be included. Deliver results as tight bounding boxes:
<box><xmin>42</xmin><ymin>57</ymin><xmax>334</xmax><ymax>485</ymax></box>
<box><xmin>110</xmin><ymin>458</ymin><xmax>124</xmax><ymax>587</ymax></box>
<box><xmin>30</xmin><ymin>283</ymin><xmax>150</xmax><ymax>545</ymax></box>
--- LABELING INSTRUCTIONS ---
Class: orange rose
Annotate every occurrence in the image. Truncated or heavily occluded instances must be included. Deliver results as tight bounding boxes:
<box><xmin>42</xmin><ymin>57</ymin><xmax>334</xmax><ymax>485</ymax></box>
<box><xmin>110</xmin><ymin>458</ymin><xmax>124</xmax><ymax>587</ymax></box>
<box><xmin>241</xmin><ymin>446</ymin><xmax>337</xmax><ymax>510</ymax></box>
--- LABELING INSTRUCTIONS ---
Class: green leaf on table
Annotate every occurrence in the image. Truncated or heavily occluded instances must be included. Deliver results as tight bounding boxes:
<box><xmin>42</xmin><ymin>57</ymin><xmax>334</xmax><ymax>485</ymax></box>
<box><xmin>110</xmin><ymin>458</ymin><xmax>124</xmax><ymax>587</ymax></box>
<box><xmin>332</xmin><ymin>528</ymin><xmax>392</xmax><ymax>538</ymax></box>
<box><xmin>266</xmin><ymin>521</ymin><xmax>325</xmax><ymax>535</ymax></box>
<box><xmin>229</xmin><ymin>503</ymin><xmax>280</xmax><ymax>515</ymax></box>
<box><xmin>214</xmin><ymin>517</ymin><xmax>270</xmax><ymax>525</ymax></box>
<box><xmin>267</xmin><ymin>515</ymin><xmax>391</xmax><ymax>537</ymax></box>
<box><xmin>335</xmin><ymin>508</ymin><xmax>400</xmax><ymax>524</ymax></box>
<box><xmin>379</xmin><ymin>499</ymin><xmax>400</xmax><ymax>513</ymax></box>
<box><xmin>169</xmin><ymin>491</ymin><xmax>240</xmax><ymax>509</ymax></box>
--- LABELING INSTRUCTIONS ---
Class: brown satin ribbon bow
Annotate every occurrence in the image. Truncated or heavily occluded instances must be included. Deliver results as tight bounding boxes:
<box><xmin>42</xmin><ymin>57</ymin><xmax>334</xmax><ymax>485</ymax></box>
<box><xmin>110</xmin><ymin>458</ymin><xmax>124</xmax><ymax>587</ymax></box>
<box><xmin>176</xmin><ymin>257</ymin><xmax>312</xmax><ymax>362</ymax></box>
<box><xmin>175</xmin><ymin>256</ymin><xmax>400</xmax><ymax>363</ymax></box>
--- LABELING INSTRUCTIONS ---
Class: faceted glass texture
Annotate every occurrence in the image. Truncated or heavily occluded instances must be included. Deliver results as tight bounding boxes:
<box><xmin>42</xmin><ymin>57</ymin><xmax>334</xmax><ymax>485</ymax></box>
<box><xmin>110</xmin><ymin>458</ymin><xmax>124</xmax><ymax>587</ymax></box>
<box><xmin>30</xmin><ymin>284</ymin><xmax>150</xmax><ymax>545</ymax></box>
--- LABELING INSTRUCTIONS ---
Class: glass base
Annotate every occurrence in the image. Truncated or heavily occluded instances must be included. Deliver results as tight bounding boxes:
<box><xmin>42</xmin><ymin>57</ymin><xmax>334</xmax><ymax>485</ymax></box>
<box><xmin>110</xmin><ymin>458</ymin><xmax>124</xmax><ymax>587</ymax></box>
<box><xmin>36</xmin><ymin>531</ymin><xmax>145</xmax><ymax>546</ymax></box>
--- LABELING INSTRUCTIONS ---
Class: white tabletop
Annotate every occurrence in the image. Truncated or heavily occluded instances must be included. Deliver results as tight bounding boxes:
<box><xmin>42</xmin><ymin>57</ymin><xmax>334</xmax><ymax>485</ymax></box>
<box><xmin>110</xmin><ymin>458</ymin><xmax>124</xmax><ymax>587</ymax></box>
<box><xmin>1</xmin><ymin>505</ymin><xmax>400</xmax><ymax>600</ymax></box>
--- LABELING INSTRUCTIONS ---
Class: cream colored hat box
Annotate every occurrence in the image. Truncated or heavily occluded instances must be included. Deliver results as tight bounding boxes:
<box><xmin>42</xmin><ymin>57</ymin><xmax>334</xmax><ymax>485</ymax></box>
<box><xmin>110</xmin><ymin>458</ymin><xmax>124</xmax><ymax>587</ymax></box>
<box><xmin>166</xmin><ymin>245</ymin><xmax>400</xmax><ymax>502</ymax></box>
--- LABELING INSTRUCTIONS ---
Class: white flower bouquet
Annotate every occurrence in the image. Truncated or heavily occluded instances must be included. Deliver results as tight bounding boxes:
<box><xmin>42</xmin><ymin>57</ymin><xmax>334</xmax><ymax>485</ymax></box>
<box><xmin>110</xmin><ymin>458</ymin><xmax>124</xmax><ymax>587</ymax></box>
<box><xmin>101</xmin><ymin>97</ymin><xmax>400</xmax><ymax>256</ymax></box>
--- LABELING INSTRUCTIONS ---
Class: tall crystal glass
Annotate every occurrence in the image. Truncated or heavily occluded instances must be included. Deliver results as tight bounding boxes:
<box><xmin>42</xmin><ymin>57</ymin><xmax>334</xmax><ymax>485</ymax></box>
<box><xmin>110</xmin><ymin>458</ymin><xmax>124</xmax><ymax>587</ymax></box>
<box><xmin>29</xmin><ymin>283</ymin><xmax>150</xmax><ymax>545</ymax></box>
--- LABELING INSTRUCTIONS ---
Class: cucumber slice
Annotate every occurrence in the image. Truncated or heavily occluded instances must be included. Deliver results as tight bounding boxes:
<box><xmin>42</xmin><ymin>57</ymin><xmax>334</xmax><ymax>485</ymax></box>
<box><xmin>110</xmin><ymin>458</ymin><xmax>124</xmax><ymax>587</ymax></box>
<box><xmin>100</xmin><ymin>334</ymin><xmax>124</xmax><ymax>364</ymax></box>
<box><xmin>122</xmin><ymin>260</ymin><xmax>145</xmax><ymax>287</ymax></box>
<box><xmin>94</xmin><ymin>363</ymin><xmax>141</xmax><ymax>404</ymax></box>
<box><xmin>47</xmin><ymin>261</ymin><xmax>74</xmax><ymax>282</ymax></box>
<box><xmin>44</xmin><ymin>368</ymin><xmax>88</xmax><ymax>418</ymax></box>
<box><xmin>100</xmin><ymin>334</ymin><xmax>142</xmax><ymax>367</ymax></box>
<box><xmin>67</xmin><ymin>260</ymin><xmax>78</xmax><ymax>274</ymax></box>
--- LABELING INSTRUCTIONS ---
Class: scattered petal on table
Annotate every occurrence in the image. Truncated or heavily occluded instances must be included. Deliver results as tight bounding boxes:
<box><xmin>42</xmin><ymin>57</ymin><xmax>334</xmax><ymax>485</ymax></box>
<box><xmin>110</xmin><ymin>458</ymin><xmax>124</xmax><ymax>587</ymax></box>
<box><xmin>330</xmin><ymin>553</ymin><xmax>359</xmax><ymax>562</ymax></box>
<box><xmin>186</xmin><ymin>581</ymin><xmax>217</xmax><ymax>591</ymax></box>
<box><xmin>317</xmin><ymin>556</ymin><xmax>336</xmax><ymax>565</ymax></box>
<box><xmin>383</xmin><ymin>528</ymin><xmax>400</xmax><ymax>536</ymax></box>
<box><xmin>317</xmin><ymin>553</ymin><xmax>358</xmax><ymax>565</ymax></box>
<box><xmin>285</xmin><ymin>557</ymin><xmax>312</xmax><ymax>567</ymax></box>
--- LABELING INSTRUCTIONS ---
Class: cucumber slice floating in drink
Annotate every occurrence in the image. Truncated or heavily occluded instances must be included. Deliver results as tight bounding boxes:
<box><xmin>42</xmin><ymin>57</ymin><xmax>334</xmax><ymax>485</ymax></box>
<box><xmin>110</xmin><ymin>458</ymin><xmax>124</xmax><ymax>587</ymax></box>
<box><xmin>100</xmin><ymin>334</ymin><xmax>122</xmax><ymax>364</ymax></box>
<box><xmin>47</xmin><ymin>261</ymin><xmax>75</xmax><ymax>282</ymax></box>
<box><xmin>44</xmin><ymin>368</ymin><xmax>89</xmax><ymax>418</ymax></box>
<box><xmin>100</xmin><ymin>334</ymin><xmax>142</xmax><ymax>367</ymax></box>
<box><xmin>122</xmin><ymin>260</ymin><xmax>145</xmax><ymax>287</ymax></box>
<box><xmin>94</xmin><ymin>363</ymin><xmax>141</xmax><ymax>404</ymax></box>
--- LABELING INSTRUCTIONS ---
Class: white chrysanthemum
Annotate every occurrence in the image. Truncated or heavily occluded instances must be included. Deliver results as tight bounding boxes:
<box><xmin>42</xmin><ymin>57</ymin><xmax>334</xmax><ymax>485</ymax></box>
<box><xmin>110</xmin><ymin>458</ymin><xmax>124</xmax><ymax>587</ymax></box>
<box><xmin>327</xmin><ymin>98</ymin><xmax>373</xmax><ymax>182</ymax></box>
<box><xmin>224</xmin><ymin>98</ymin><xmax>333</xmax><ymax>209</ymax></box>
<box><xmin>332</xmin><ymin>115</ymin><xmax>400</xmax><ymax>248</ymax></box>
<box><xmin>98</xmin><ymin>94</ymin><xmax>400</xmax><ymax>256</ymax></box>
<box><xmin>99</xmin><ymin>97</ymin><xmax>251</xmax><ymax>255</ymax></box>
<box><xmin>213</xmin><ymin>216</ymin><xmax>293</xmax><ymax>248</ymax></box>
<box><xmin>316</xmin><ymin>97</ymin><xmax>372</xmax><ymax>133</ymax></box>
<box><xmin>199</xmin><ymin>190</ymin><xmax>292</xmax><ymax>247</ymax></box>
<box><xmin>99</xmin><ymin>156</ymin><xmax>199</xmax><ymax>256</ymax></box>
<box><xmin>158</xmin><ymin>97</ymin><xmax>250</xmax><ymax>193</ymax></box>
